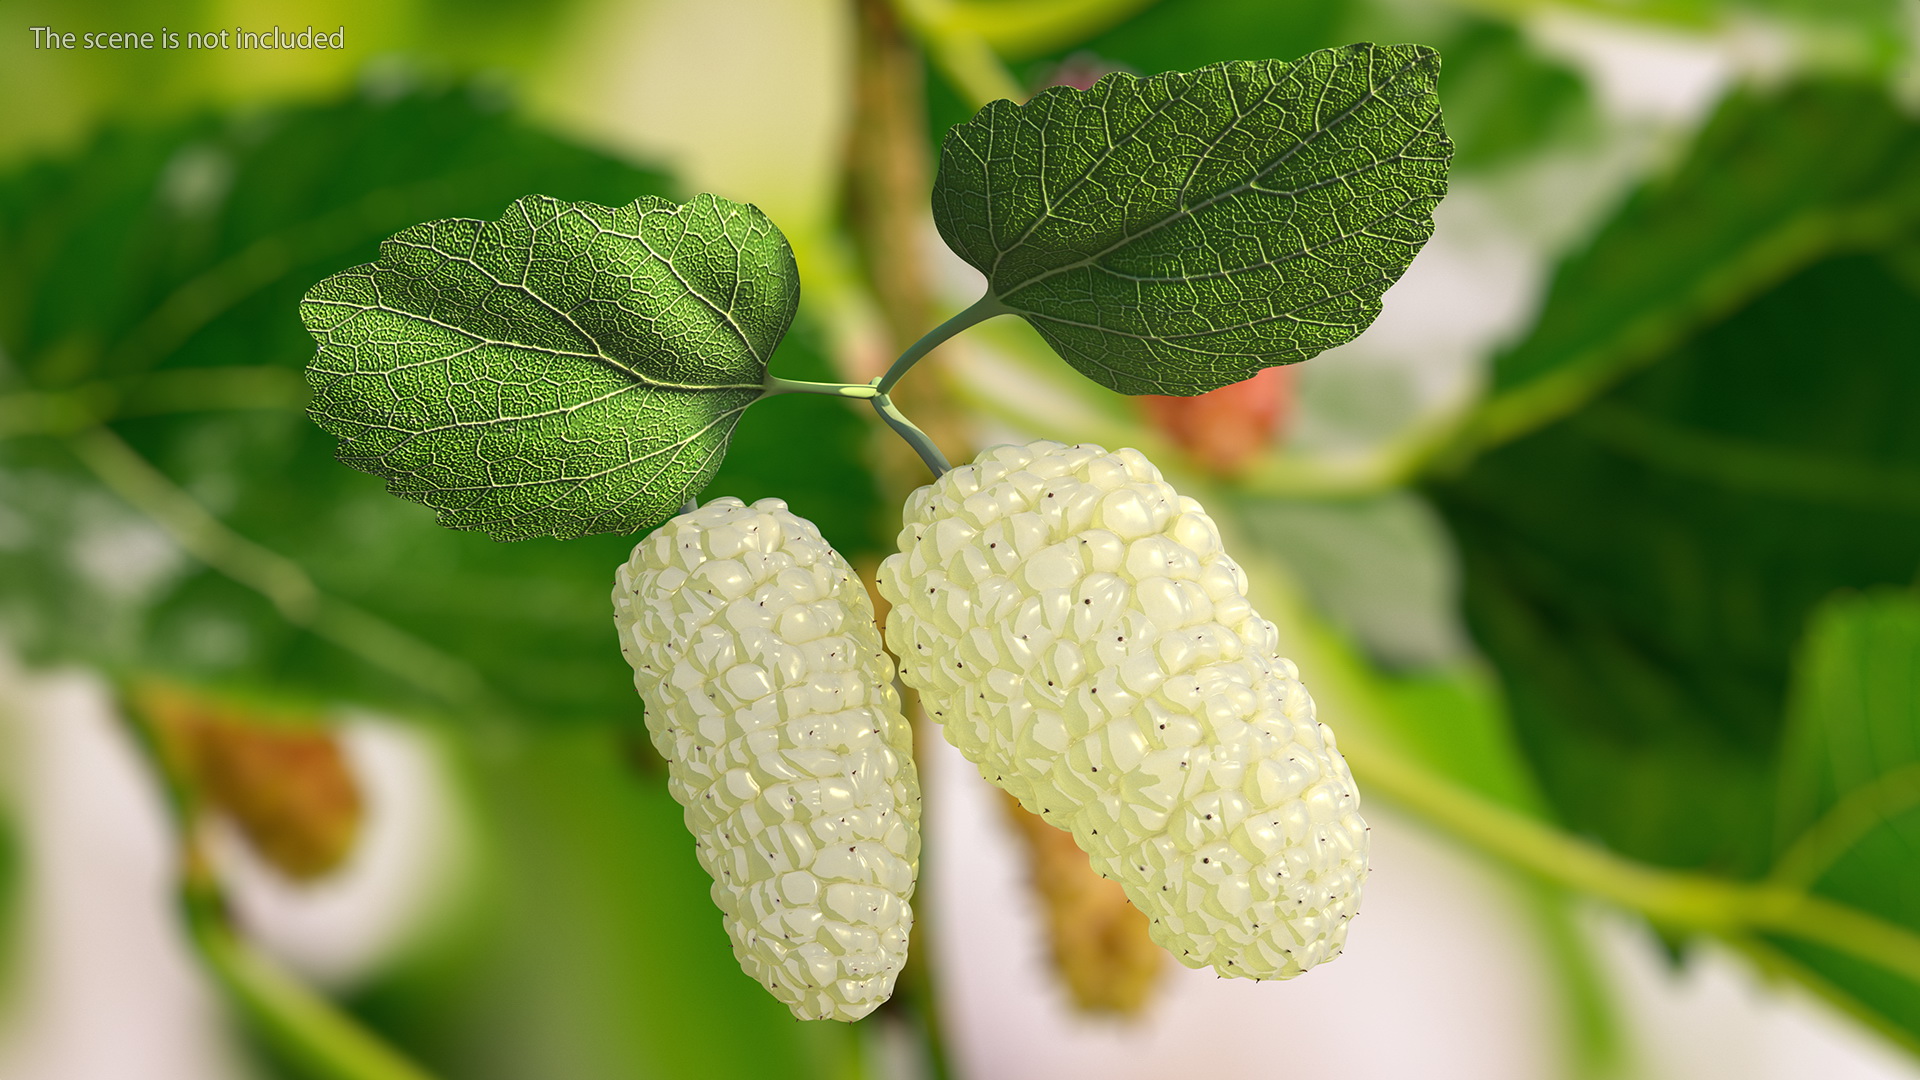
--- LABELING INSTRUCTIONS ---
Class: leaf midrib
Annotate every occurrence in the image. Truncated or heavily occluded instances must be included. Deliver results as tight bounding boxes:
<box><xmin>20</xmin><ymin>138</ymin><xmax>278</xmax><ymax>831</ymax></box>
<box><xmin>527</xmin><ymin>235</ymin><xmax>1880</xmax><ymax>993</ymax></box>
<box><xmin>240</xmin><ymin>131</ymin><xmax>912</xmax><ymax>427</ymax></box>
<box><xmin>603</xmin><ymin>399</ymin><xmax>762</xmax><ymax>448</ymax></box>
<box><xmin>303</xmin><ymin>294</ymin><xmax>763</xmax><ymax>395</ymax></box>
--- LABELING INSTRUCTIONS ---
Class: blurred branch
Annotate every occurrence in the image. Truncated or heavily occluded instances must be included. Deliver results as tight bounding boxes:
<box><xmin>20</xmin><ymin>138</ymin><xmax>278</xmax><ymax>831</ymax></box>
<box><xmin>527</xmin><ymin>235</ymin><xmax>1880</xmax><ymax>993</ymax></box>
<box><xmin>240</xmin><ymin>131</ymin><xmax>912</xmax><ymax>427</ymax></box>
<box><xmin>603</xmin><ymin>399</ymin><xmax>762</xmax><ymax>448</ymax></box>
<box><xmin>0</xmin><ymin>367</ymin><xmax>305</xmax><ymax>438</ymax></box>
<box><xmin>67</xmin><ymin>426</ymin><xmax>496</xmax><ymax>715</ymax></box>
<box><xmin>842</xmin><ymin>4</ymin><xmax>965</xmax><ymax>1075</ymax></box>
<box><xmin>905</xmin><ymin>0</ymin><xmax>1162</xmax><ymax>59</ymax></box>
<box><xmin>947</xmin><ymin>322</ymin><xmax>1461</xmax><ymax>500</ymax></box>
<box><xmin>890</xmin><ymin>0</ymin><xmax>1024</xmax><ymax>107</ymax></box>
<box><xmin>1349</xmin><ymin>733</ymin><xmax>1920</xmax><ymax>989</ymax></box>
<box><xmin>119</xmin><ymin>692</ymin><xmax>440</xmax><ymax>1080</ymax></box>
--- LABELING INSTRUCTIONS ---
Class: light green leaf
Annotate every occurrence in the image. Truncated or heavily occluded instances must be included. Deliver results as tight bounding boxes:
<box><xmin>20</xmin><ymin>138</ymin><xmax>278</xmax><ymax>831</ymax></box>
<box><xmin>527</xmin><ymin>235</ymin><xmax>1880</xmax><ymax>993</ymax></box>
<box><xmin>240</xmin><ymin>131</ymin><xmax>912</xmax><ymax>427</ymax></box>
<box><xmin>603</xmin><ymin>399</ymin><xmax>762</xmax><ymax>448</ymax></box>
<box><xmin>931</xmin><ymin>43</ymin><xmax>1451</xmax><ymax>396</ymax></box>
<box><xmin>1776</xmin><ymin>590</ymin><xmax>1920</xmax><ymax>889</ymax></box>
<box><xmin>301</xmin><ymin>193</ymin><xmax>796</xmax><ymax>542</ymax></box>
<box><xmin>1767</xmin><ymin>589</ymin><xmax>1920</xmax><ymax>1043</ymax></box>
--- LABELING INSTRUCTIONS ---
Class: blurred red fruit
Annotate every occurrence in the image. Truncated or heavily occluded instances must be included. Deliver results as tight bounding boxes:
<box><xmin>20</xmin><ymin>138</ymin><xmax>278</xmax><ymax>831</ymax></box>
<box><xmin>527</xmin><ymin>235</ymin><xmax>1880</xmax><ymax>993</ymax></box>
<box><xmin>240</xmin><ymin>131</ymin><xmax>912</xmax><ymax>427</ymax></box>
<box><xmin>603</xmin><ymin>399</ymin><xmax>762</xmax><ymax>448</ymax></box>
<box><xmin>1139</xmin><ymin>364</ymin><xmax>1296</xmax><ymax>476</ymax></box>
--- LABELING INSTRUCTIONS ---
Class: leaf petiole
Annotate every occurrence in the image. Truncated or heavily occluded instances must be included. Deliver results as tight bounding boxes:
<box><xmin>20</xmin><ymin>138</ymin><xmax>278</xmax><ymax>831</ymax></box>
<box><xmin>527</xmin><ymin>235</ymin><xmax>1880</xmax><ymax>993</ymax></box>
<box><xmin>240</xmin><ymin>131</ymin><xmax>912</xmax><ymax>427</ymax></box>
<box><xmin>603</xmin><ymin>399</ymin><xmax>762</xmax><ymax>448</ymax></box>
<box><xmin>758</xmin><ymin>375</ymin><xmax>951</xmax><ymax>478</ymax></box>
<box><xmin>874</xmin><ymin>292</ymin><xmax>1009</xmax><ymax>394</ymax></box>
<box><xmin>871</xmin><ymin>392</ymin><xmax>952</xmax><ymax>476</ymax></box>
<box><xmin>764</xmin><ymin>294</ymin><xmax>1008</xmax><ymax>478</ymax></box>
<box><xmin>759</xmin><ymin>375</ymin><xmax>880</xmax><ymax>399</ymax></box>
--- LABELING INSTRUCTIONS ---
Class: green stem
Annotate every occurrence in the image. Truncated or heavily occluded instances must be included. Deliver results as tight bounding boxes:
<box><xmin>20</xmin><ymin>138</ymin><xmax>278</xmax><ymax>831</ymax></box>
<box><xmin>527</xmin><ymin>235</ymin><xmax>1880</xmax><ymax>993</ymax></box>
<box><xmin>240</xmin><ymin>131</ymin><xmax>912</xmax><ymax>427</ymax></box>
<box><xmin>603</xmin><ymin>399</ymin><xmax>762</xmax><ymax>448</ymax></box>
<box><xmin>760</xmin><ymin>370</ymin><xmax>951</xmax><ymax>476</ymax></box>
<box><xmin>762</xmin><ymin>375</ymin><xmax>881</xmax><ymax>400</ymax></box>
<box><xmin>871</xmin><ymin>392</ymin><xmax>952</xmax><ymax>476</ymax></box>
<box><xmin>875</xmin><ymin>293</ymin><xmax>1008</xmax><ymax>394</ymax></box>
<box><xmin>188</xmin><ymin>901</ymin><xmax>439</xmax><ymax>1080</ymax></box>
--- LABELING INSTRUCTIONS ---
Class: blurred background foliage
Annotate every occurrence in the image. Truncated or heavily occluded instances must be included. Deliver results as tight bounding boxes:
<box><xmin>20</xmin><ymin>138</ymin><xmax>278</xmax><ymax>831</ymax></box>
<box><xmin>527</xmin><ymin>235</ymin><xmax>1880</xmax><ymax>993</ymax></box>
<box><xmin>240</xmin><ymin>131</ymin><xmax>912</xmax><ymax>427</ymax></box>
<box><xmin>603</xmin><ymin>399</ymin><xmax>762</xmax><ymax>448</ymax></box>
<box><xmin>0</xmin><ymin>0</ymin><xmax>1916</xmax><ymax>1077</ymax></box>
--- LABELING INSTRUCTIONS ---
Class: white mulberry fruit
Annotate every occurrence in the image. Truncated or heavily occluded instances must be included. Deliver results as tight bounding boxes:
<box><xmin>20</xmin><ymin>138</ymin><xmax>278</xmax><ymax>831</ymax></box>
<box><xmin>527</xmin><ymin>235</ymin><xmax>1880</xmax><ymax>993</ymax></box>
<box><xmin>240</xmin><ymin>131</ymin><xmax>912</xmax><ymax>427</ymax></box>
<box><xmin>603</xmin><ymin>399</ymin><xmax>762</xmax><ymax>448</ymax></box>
<box><xmin>876</xmin><ymin>440</ymin><xmax>1366</xmax><ymax>980</ymax></box>
<box><xmin>614</xmin><ymin>497</ymin><xmax>921</xmax><ymax>1021</ymax></box>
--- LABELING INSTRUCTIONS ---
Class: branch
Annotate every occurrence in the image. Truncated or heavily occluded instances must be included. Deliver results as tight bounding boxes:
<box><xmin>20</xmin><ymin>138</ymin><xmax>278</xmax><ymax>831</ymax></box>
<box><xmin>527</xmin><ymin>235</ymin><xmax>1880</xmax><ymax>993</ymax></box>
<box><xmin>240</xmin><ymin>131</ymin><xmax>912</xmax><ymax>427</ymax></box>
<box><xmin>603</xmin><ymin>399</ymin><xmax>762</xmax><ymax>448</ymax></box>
<box><xmin>0</xmin><ymin>367</ymin><xmax>304</xmax><ymax>439</ymax></box>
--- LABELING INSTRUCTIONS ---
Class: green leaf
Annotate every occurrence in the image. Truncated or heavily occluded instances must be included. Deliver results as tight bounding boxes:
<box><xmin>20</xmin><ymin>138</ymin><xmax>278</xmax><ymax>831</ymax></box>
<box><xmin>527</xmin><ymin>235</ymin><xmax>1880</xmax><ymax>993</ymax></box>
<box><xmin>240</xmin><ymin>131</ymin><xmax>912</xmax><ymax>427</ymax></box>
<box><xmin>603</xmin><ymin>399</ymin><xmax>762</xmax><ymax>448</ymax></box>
<box><xmin>1779</xmin><ymin>590</ymin><xmax>1920</xmax><ymax>857</ymax></box>
<box><xmin>301</xmin><ymin>192</ymin><xmax>797</xmax><ymax>542</ymax></box>
<box><xmin>1767</xmin><ymin>590</ymin><xmax>1920</xmax><ymax>1044</ymax></box>
<box><xmin>931</xmin><ymin>43</ymin><xmax>1451</xmax><ymax>395</ymax></box>
<box><xmin>0</xmin><ymin>88</ymin><xmax>888</xmax><ymax>728</ymax></box>
<box><xmin>1462</xmin><ymin>81</ymin><xmax>1920</xmax><ymax>454</ymax></box>
<box><xmin>1426</xmin><ymin>81</ymin><xmax>1920</xmax><ymax>878</ymax></box>
<box><xmin>1008</xmin><ymin>8</ymin><xmax>1588</xmax><ymax>176</ymax></box>
<box><xmin>1430</xmin><ymin>253</ymin><xmax>1920</xmax><ymax>879</ymax></box>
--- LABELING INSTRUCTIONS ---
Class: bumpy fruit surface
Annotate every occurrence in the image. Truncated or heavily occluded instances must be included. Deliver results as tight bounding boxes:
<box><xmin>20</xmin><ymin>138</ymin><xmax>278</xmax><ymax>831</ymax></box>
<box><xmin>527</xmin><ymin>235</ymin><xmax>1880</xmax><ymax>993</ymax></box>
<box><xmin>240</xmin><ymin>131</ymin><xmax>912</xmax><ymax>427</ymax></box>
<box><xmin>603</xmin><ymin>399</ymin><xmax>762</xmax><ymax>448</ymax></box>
<box><xmin>614</xmin><ymin>498</ymin><xmax>921</xmax><ymax>1021</ymax></box>
<box><xmin>877</xmin><ymin>441</ymin><xmax>1366</xmax><ymax>980</ymax></box>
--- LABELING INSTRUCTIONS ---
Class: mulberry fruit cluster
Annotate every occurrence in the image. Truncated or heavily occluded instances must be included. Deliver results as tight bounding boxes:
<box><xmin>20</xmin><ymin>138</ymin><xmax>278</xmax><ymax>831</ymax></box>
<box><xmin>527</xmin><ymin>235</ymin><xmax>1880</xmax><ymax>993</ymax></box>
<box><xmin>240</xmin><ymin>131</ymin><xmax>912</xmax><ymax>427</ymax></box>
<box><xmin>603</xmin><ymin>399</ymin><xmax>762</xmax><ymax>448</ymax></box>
<box><xmin>614</xmin><ymin>497</ymin><xmax>921</xmax><ymax>1021</ymax></box>
<box><xmin>876</xmin><ymin>440</ymin><xmax>1367</xmax><ymax>980</ymax></box>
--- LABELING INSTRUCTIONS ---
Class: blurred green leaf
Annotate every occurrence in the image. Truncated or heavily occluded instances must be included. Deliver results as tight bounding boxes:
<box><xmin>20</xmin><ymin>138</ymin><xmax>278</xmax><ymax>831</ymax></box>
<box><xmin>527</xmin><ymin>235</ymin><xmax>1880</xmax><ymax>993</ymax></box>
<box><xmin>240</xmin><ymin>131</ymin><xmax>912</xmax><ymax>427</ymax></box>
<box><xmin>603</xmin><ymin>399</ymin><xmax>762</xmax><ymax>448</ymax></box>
<box><xmin>302</xmin><ymin>193</ymin><xmax>796</xmax><ymax>542</ymax></box>
<box><xmin>932</xmin><ymin>45</ymin><xmax>1451</xmax><ymax>395</ymax></box>
<box><xmin>1461</xmin><ymin>82</ymin><xmax>1920</xmax><ymax>455</ymax></box>
<box><xmin>996</xmin><ymin>5</ymin><xmax>1595</xmax><ymax>173</ymax></box>
<box><xmin>1431</xmin><ymin>251</ymin><xmax>1920</xmax><ymax>878</ymax></box>
<box><xmin>1238</xmin><ymin>491</ymin><xmax>1468</xmax><ymax>669</ymax></box>
<box><xmin>1432</xmin><ymin>19</ymin><xmax>1595</xmax><ymax>173</ymax></box>
<box><xmin>1426</xmin><ymin>80</ymin><xmax>1920</xmax><ymax>876</ymax></box>
<box><xmin>0</xmin><ymin>88</ymin><xmax>885</xmax><ymax>726</ymax></box>
<box><xmin>1763</xmin><ymin>590</ymin><xmax>1920</xmax><ymax>1043</ymax></box>
<box><xmin>1778</xmin><ymin>590</ymin><xmax>1920</xmax><ymax>857</ymax></box>
<box><xmin>931</xmin><ymin>0</ymin><xmax>1166</xmax><ymax>58</ymax></box>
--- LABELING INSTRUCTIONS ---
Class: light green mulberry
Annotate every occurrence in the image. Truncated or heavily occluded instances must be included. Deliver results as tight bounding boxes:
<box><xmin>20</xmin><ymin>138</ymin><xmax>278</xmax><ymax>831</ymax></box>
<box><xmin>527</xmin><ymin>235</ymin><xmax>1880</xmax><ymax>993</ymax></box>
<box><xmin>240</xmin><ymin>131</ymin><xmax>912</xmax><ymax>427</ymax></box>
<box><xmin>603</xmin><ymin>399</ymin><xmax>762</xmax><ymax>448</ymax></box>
<box><xmin>614</xmin><ymin>497</ymin><xmax>921</xmax><ymax>1021</ymax></box>
<box><xmin>877</xmin><ymin>441</ymin><xmax>1366</xmax><ymax>980</ymax></box>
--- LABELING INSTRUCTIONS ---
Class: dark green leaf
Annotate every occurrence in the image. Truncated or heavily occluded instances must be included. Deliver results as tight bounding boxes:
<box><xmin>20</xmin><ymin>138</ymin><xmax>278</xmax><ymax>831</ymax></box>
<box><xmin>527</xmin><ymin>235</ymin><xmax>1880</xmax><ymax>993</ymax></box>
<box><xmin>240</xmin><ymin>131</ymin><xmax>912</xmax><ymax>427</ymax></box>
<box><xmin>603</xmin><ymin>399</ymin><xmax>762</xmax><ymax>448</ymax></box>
<box><xmin>302</xmin><ymin>192</ymin><xmax>797</xmax><ymax>542</ymax></box>
<box><xmin>1779</xmin><ymin>590</ymin><xmax>1920</xmax><ymax>853</ymax></box>
<box><xmin>932</xmin><ymin>44</ymin><xmax>1451</xmax><ymax>395</ymax></box>
<box><xmin>1427</xmin><ymin>80</ymin><xmax>1920</xmax><ymax>878</ymax></box>
<box><xmin>1430</xmin><ymin>252</ymin><xmax>1920</xmax><ymax>878</ymax></box>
